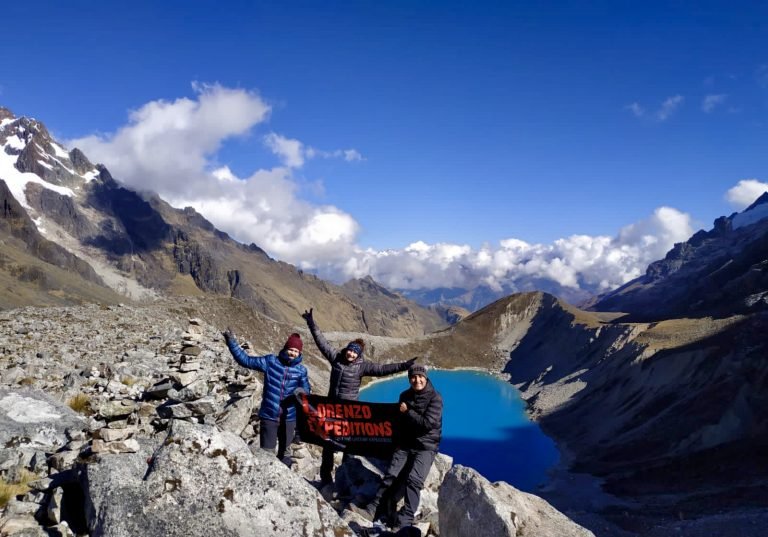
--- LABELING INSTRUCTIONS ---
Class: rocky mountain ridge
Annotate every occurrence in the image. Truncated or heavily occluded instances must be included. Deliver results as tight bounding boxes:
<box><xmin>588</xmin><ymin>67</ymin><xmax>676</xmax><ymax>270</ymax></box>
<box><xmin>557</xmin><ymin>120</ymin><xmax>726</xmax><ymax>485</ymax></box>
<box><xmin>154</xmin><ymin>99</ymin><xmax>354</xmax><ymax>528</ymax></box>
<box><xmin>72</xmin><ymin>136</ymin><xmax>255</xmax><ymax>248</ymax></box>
<box><xmin>341</xmin><ymin>291</ymin><xmax>767</xmax><ymax>535</ymax></box>
<box><xmin>0</xmin><ymin>107</ymin><xmax>444</xmax><ymax>337</ymax></box>
<box><xmin>591</xmin><ymin>193</ymin><xmax>768</xmax><ymax>320</ymax></box>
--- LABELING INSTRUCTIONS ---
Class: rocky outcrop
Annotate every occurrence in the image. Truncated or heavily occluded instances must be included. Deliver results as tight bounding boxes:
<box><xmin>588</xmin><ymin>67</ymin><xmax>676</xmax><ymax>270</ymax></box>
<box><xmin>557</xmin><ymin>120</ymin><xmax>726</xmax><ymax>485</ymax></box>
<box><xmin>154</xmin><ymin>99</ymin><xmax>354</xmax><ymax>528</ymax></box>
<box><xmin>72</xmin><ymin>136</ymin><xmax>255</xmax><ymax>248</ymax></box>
<box><xmin>82</xmin><ymin>420</ymin><xmax>353</xmax><ymax>537</ymax></box>
<box><xmin>438</xmin><ymin>465</ymin><xmax>594</xmax><ymax>537</ymax></box>
<box><xmin>0</xmin><ymin>179</ymin><xmax>104</xmax><ymax>286</ymax></box>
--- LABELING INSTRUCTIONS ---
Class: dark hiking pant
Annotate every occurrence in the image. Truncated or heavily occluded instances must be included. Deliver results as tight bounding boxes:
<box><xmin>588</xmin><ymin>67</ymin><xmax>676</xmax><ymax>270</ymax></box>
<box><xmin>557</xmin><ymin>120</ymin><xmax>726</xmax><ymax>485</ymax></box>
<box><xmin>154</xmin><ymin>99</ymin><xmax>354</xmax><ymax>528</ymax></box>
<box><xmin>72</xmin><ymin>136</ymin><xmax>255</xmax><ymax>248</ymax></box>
<box><xmin>259</xmin><ymin>418</ymin><xmax>296</xmax><ymax>463</ymax></box>
<box><xmin>320</xmin><ymin>445</ymin><xmax>335</xmax><ymax>484</ymax></box>
<box><xmin>371</xmin><ymin>448</ymin><xmax>436</xmax><ymax>528</ymax></box>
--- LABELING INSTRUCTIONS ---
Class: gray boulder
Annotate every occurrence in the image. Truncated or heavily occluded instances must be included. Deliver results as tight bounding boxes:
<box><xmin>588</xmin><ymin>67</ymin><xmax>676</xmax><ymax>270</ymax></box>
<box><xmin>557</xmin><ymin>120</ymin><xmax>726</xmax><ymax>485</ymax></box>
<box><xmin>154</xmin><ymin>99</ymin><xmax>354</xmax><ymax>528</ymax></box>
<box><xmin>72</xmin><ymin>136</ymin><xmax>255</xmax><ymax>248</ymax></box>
<box><xmin>438</xmin><ymin>465</ymin><xmax>595</xmax><ymax>537</ymax></box>
<box><xmin>81</xmin><ymin>420</ymin><xmax>354</xmax><ymax>537</ymax></box>
<box><xmin>0</xmin><ymin>388</ymin><xmax>87</xmax><ymax>450</ymax></box>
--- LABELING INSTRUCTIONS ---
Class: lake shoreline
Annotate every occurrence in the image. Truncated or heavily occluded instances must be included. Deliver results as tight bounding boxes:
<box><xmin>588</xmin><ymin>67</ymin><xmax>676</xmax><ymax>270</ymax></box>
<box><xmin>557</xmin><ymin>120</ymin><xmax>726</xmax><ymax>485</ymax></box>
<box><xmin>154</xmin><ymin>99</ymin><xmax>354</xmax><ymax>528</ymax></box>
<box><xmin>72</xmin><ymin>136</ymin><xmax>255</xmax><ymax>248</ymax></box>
<box><xmin>361</xmin><ymin>368</ymin><xmax>558</xmax><ymax>491</ymax></box>
<box><xmin>362</xmin><ymin>364</ymin><xmax>632</xmax><ymax>534</ymax></box>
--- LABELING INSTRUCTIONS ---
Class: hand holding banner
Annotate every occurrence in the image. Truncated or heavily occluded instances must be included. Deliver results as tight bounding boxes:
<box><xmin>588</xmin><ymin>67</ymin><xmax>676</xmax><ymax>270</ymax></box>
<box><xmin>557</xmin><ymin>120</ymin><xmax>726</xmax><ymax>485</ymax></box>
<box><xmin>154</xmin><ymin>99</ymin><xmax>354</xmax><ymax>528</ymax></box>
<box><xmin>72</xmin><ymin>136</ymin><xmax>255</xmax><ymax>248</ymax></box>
<box><xmin>294</xmin><ymin>390</ymin><xmax>402</xmax><ymax>458</ymax></box>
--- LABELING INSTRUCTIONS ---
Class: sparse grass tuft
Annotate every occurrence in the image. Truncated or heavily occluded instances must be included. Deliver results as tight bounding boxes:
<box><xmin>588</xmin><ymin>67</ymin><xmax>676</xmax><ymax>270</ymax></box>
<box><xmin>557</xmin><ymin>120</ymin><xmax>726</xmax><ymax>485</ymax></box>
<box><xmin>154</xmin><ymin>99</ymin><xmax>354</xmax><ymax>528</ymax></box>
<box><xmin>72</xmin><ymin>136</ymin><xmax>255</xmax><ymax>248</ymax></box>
<box><xmin>67</xmin><ymin>393</ymin><xmax>92</xmax><ymax>414</ymax></box>
<box><xmin>121</xmin><ymin>376</ymin><xmax>137</xmax><ymax>386</ymax></box>
<box><xmin>17</xmin><ymin>377</ymin><xmax>35</xmax><ymax>386</ymax></box>
<box><xmin>0</xmin><ymin>469</ymin><xmax>35</xmax><ymax>508</ymax></box>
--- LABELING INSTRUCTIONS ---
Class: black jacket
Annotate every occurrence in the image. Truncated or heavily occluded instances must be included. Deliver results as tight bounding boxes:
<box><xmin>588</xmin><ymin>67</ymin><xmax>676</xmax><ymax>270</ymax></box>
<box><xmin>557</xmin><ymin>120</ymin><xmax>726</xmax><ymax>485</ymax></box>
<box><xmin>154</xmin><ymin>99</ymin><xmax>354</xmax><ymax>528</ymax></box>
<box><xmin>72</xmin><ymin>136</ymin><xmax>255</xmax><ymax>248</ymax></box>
<box><xmin>306</xmin><ymin>318</ymin><xmax>410</xmax><ymax>400</ymax></box>
<box><xmin>398</xmin><ymin>379</ymin><xmax>443</xmax><ymax>451</ymax></box>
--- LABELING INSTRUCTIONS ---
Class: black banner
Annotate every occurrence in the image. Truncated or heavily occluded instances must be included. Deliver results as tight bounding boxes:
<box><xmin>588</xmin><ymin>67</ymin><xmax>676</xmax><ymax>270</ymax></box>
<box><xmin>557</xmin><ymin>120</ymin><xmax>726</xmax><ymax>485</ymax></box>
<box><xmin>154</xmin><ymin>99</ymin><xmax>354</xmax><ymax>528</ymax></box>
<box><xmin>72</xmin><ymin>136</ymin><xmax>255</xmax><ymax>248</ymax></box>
<box><xmin>295</xmin><ymin>393</ymin><xmax>402</xmax><ymax>458</ymax></box>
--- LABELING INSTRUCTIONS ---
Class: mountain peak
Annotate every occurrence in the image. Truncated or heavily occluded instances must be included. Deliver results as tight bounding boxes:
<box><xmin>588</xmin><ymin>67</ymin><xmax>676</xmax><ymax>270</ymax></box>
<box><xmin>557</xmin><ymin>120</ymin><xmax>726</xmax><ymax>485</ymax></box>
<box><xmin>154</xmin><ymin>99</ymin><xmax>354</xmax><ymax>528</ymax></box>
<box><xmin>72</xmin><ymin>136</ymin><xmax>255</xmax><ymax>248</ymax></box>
<box><xmin>732</xmin><ymin>191</ymin><xmax>768</xmax><ymax>230</ymax></box>
<box><xmin>744</xmin><ymin>191</ymin><xmax>768</xmax><ymax>212</ymax></box>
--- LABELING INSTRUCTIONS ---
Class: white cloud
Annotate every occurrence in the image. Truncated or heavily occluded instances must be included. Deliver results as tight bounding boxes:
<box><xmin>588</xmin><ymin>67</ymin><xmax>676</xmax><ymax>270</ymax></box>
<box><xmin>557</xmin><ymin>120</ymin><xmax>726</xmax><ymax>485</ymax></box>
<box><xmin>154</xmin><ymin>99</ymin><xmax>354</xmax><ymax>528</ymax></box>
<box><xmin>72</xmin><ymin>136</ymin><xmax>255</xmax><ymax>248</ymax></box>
<box><xmin>702</xmin><ymin>94</ymin><xmax>727</xmax><ymax>113</ymax></box>
<box><xmin>343</xmin><ymin>149</ymin><xmax>363</xmax><ymax>162</ymax></box>
<box><xmin>656</xmin><ymin>95</ymin><xmax>684</xmax><ymax>121</ymax></box>
<box><xmin>70</xmin><ymin>82</ymin><xmax>271</xmax><ymax>197</ymax></box>
<box><xmin>726</xmin><ymin>179</ymin><xmax>768</xmax><ymax>209</ymax></box>
<box><xmin>264</xmin><ymin>133</ymin><xmax>363</xmax><ymax>168</ymax></box>
<box><xmin>626</xmin><ymin>102</ymin><xmax>645</xmax><ymax>117</ymax></box>
<box><xmin>68</xmin><ymin>83</ymin><xmax>360</xmax><ymax>264</ymax></box>
<box><xmin>627</xmin><ymin>96</ymin><xmax>684</xmax><ymax>122</ymax></box>
<box><xmin>67</xmin><ymin>84</ymin><xmax>696</xmax><ymax>298</ymax></box>
<box><xmin>264</xmin><ymin>133</ymin><xmax>305</xmax><ymax>168</ymax></box>
<box><xmin>331</xmin><ymin>206</ymin><xmax>693</xmax><ymax>294</ymax></box>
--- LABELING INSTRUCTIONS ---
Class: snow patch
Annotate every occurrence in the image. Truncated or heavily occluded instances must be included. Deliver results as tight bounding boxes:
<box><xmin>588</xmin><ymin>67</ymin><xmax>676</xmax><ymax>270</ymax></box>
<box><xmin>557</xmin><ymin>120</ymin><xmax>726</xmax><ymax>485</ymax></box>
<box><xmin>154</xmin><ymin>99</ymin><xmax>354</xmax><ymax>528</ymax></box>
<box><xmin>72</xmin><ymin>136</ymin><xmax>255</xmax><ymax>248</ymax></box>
<box><xmin>37</xmin><ymin>159</ymin><xmax>53</xmax><ymax>170</ymax></box>
<box><xmin>5</xmin><ymin>134</ymin><xmax>26</xmax><ymax>150</ymax></box>
<box><xmin>0</xmin><ymin>143</ymin><xmax>75</xmax><ymax>211</ymax></box>
<box><xmin>733</xmin><ymin>203</ymin><xmax>768</xmax><ymax>229</ymax></box>
<box><xmin>49</xmin><ymin>154</ymin><xmax>77</xmax><ymax>176</ymax></box>
<box><xmin>0</xmin><ymin>118</ymin><xmax>15</xmax><ymax>128</ymax></box>
<box><xmin>82</xmin><ymin>169</ymin><xmax>99</xmax><ymax>182</ymax></box>
<box><xmin>33</xmin><ymin>217</ymin><xmax>47</xmax><ymax>234</ymax></box>
<box><xmin>52</xmin><ymin>142</ymin><xmax>70</xmax><ymax>159</ymax></box>
<box><xmin>0</xmin><ymin>393</ymin><xmax>62</xmax><ymax>423</ymax></box>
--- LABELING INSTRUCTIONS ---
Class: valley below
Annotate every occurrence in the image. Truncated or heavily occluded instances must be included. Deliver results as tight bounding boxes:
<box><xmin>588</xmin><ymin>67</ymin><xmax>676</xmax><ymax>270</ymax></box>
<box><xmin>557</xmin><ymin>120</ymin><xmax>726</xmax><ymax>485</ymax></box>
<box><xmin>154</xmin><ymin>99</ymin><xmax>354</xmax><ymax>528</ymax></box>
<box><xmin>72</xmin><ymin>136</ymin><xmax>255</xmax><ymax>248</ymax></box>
<box><xmin>1</xmin><ymin>292</ymin><xmax>765</xmax><ymax>536</ymax></box>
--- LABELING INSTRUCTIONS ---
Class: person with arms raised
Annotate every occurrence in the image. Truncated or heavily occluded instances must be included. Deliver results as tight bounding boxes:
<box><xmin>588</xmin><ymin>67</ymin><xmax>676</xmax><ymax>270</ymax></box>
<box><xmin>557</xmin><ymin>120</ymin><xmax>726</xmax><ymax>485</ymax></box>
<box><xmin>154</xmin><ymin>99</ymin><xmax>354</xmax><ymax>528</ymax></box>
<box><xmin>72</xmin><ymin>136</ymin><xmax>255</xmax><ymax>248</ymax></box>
<box><xmin>302</xmin><ymin>308</ymin><xmax>417</xmax><ymax>487</ymax></box>
<box><xmin>223</xmin><ymin>328</ymin><xmax>310</xmax><ymax>466</ymax></box>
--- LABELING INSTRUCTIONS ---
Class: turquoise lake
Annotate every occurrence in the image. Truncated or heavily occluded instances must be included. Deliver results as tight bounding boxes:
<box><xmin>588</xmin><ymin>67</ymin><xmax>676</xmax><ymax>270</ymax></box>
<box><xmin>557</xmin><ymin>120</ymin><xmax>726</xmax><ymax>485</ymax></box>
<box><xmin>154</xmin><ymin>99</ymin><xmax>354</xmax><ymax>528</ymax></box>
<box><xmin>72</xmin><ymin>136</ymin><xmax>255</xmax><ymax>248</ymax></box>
<box><xmin>360</xmin><ymin>369</ymin><xmax>559</xmax><ymax>491</ymax></box>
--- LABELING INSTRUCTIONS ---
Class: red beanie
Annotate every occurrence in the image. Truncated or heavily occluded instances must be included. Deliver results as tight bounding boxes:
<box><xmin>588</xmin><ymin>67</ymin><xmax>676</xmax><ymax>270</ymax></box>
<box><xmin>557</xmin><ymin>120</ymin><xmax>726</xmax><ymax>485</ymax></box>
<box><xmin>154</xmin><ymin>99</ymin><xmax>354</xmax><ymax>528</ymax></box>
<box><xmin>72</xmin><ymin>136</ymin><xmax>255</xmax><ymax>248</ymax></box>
<box><xmin>284</xmin><ymin>333</ymin><xmax>303</xmax><ymax>353</ymax></box>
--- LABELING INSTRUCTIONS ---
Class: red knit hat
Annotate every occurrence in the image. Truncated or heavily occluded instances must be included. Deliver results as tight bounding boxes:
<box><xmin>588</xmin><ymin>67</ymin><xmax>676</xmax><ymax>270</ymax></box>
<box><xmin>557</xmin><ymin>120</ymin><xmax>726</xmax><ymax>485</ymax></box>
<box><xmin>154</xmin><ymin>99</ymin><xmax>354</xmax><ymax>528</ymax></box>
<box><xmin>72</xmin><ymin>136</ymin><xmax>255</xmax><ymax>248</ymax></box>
<box><xmin>284</xmin><ymin>333</ymin><xmax>303</xmax><ymax>353</ymax></box>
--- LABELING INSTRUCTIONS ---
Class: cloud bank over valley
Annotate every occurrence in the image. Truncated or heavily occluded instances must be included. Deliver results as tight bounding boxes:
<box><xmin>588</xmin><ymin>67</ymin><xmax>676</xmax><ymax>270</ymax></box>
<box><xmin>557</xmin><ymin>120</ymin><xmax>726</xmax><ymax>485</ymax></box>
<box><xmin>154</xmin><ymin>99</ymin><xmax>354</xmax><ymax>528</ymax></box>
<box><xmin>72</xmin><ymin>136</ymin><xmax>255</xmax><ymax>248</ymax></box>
<box><xmin>69</xmin><ymin>85</ymin><xmax>766</xmax><ymax>297</ymax></box>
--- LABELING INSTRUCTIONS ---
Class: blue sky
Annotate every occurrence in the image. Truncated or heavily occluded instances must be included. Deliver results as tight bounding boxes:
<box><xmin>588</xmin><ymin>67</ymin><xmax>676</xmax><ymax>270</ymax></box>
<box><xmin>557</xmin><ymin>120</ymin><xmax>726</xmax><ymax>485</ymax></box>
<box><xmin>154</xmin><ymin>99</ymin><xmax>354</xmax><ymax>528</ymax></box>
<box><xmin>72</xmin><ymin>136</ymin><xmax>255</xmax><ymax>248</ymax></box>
<box><xmin>2</xmin><ymin>1</ymin><xmax>767</xmax><ymax>293</ymax></box>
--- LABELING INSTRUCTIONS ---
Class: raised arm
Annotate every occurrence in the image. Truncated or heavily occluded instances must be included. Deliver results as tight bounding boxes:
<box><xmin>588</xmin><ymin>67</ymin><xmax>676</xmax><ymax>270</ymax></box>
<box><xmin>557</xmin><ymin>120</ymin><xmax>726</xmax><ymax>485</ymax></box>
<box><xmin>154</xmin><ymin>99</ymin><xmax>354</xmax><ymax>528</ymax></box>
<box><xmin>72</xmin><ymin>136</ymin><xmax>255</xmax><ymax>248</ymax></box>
<box><xmin>362</xmin><ymin>356</ymin><xmax>418</xmax><ymax>377</ymax></box>
<box><xmin>302</xmin><ymin>308</ymin><xmax>337</xmax><ymax>363</ymax></box>
<box><xmin>223</xmin><ymin>329</ymin><xmax>268</xmax><ymax>372</ymax></box>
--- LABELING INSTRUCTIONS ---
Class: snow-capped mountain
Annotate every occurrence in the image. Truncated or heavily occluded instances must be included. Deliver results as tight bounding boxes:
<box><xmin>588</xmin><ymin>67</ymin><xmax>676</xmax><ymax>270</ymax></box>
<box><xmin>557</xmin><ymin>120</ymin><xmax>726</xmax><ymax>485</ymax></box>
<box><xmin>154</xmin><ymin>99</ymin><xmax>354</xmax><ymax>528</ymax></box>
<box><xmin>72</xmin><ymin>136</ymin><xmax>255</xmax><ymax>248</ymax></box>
<box><xmin>0</xmin><ymin>107</ymin><xmax>444</xmax><ymax>336</ymax></box>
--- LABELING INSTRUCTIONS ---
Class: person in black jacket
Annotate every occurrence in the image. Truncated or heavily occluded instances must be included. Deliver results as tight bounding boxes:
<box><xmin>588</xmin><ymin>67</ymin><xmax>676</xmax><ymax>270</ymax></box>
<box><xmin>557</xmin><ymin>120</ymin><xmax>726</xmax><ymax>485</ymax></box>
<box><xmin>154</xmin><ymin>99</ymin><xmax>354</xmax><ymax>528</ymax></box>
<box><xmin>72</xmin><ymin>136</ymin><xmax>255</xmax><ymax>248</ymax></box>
<box><xmin>302</xmin><ymin>308</ymin><xmax>417</xmax><ymax>486</ymax></box>
<box><xmin>352</xmin><ymin>364</ymin><xmax>443</xmax><ymax>530</ymax></box>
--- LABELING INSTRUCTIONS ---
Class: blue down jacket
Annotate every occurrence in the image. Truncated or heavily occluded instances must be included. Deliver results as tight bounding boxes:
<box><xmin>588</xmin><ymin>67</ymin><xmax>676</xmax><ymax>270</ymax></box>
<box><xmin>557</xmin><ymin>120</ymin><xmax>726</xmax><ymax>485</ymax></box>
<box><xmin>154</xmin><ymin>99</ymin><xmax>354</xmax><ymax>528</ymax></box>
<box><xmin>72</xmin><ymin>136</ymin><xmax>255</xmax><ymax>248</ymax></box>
<box><xmin>226</xmin><ymin>339</ymin><xmax>310</xmax><ymax>422</ymax></box>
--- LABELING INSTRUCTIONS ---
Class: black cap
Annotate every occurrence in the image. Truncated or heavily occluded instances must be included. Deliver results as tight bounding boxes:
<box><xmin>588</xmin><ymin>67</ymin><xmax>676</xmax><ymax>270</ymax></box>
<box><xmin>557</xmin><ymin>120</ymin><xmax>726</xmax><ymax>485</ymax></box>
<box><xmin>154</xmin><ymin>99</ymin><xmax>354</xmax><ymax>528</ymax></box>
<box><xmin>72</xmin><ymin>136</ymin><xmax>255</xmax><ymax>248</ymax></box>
<box><xmin>408</xmin><ymin>364</ymin><xmax>428</xmax><ymax>378</ymax></box>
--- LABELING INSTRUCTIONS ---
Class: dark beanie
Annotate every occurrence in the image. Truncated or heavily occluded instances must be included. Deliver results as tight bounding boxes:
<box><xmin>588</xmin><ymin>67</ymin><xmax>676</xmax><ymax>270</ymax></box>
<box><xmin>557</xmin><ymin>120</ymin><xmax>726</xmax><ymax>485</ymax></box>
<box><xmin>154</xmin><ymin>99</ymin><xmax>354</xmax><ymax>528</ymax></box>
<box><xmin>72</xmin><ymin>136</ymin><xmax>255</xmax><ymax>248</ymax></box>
<box><xmin>408</xmin><ymin>364</ymin><xmax>428</xmax><ymax>378</ymax></box>
<box><xmin>284</xmin><ymin>333</ymin><xmax>303</xmax><ymax>353</ymax></box>
<box><xmin>346</xmin><ymin>339</ymin><xmax>365</xmax><ymax>356</ymax></box>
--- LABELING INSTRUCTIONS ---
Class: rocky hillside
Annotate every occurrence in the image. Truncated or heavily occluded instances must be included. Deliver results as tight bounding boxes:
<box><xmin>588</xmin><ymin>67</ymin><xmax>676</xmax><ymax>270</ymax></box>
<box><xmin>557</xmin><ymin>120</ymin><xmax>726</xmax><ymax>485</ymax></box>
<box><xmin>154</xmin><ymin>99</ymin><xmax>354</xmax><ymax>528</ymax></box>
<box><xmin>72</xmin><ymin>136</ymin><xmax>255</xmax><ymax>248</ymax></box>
<box><xmin>340</xmin><ymin>276</ymin><xmax>447</xmax><ymax>336</ymax></box>
<box><xmin>351</xmin><ymin>292</ymin><xmax>767</xmax><ymax>536</ymax></box>
<box><xmin>0</xmin><ymin>298</ymin><xmax>594</xmax><ymax>537</ymax></box>
<box><xmin>0</xmin><ymin>107</ymin><xmax>445</xmax><ymax>337</ymax></box>
<box><xmin>3</xmin><ymin>291</ymin><xmax>765</xmax><ymax>536</ymax></box>
<box><xmin>590</xmin><ymin>193</ymin><xmax>768</xmax><ymax>321</ymax></box>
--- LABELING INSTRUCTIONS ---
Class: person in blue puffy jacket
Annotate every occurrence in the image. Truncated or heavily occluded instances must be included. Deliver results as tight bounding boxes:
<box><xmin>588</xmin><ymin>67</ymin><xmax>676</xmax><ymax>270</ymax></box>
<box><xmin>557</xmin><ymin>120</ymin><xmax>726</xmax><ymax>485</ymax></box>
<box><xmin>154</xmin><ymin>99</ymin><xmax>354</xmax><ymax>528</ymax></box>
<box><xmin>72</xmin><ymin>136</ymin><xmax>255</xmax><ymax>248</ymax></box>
<box><xmin>223</xmin><ymin>328</ymin><xmax>310</xmax><ymax>465</ymax></box>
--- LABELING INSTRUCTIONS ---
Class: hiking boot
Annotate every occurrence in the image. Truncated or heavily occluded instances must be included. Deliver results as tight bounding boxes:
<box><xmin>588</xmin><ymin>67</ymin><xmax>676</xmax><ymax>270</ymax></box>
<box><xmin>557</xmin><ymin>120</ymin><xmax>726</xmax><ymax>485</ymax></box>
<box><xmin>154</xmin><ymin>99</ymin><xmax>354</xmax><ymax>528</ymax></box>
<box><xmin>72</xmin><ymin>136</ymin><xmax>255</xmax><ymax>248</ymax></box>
<box><xmin>319</xmin><ymin>482</ymin><xmax>337</xmax><ymax>501</ymax></box>
<box><xmin>349</xmin><ymin>502</ymin><xmax>377</xmax><ymax>522</ymax></box>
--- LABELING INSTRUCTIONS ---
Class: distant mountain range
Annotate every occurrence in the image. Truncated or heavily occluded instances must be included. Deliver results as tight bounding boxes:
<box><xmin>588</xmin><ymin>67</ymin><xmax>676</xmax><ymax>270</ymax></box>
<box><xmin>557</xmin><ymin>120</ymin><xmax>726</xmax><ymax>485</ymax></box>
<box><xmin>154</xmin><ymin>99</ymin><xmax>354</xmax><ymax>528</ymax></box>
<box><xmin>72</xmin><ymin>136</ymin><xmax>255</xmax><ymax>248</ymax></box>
<box><xmin>402</xmin><ymin>197</ymin><xmax>768</xmax><ymax>319</ymax></box>
<box><xmin>0</xmin><ymin>107</ymin><xmax>444</xmax><ymax>337</ymax></box>
<box><xmin>5</xmin><ymin>104</ymin><xmax>768</xmax><ymax>332</ymax></box>
<box><xmin>400</xmin><ymin>279</ymin><xmax>592</xmax><ymax>314</ymax></box>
